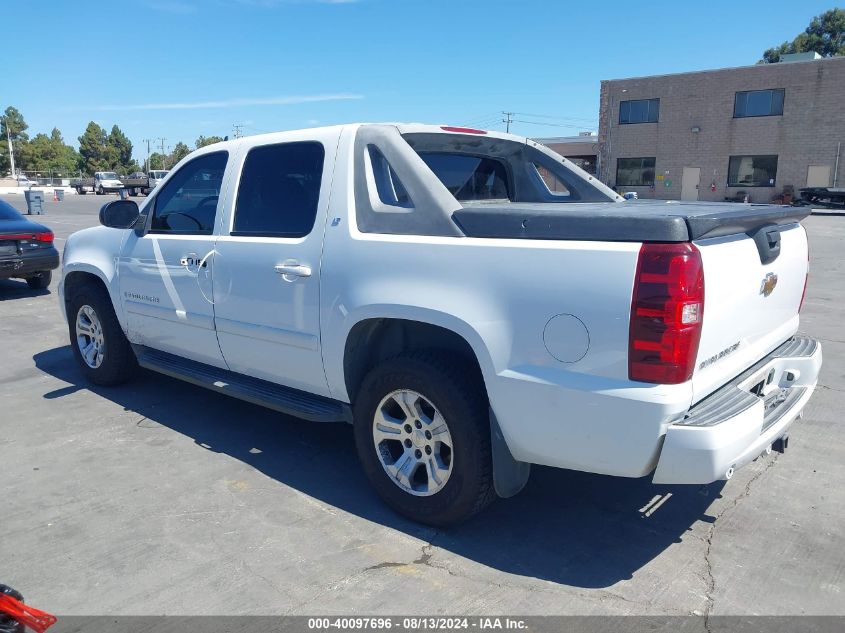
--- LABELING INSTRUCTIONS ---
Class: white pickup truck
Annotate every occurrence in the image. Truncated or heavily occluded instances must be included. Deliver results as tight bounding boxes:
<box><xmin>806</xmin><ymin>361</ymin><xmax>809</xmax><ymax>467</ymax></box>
<box><xmin>71</xmin><ymin>171</ymin><xmax>125</xmax><ymax>195</ymax></box>
<box><xmin>59</xmin><ymin>124</ymin><xmax>822</xmax><ymax>525</ymax></box>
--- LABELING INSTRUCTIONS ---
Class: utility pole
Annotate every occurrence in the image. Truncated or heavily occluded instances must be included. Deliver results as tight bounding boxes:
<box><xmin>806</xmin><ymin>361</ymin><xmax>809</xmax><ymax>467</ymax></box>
<box><xmin>232</xmin><ymin>124</ymin><xmax>243</xmax><ymax>139</ymax></box>
<box><xmin>143</xmin><ymin>138</ymin><xmax>153</xmax><ymax>172</ymax></box>
<box><xmin>157</xmin><ymin>138</ymin><xmax>166</xmax><ymax>169</ymax></box>
<box><xmin>502</xmin><ymin>112</ymin><xmax>514</xmax><ymax>133</ymax></box>
<box><xmin>3</xmin><ymin>117</ymin><xmax>16</xmax><ymax>177</ymax></box>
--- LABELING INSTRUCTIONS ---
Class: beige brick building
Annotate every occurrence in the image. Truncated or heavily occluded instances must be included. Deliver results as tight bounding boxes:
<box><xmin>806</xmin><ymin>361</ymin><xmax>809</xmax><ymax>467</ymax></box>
<box><xmin>597</xmin><ymin>55</ymin><xmax>845</xmax><ymax>203</ymax></box>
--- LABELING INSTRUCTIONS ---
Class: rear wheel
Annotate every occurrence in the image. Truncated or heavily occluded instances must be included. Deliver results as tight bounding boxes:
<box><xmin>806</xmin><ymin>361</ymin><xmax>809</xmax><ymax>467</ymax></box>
<box><xmin>353</xmin><ymin>351</ymin><xmax>495</xmax><ymax>526</ymax></box>
<box><xmin>26</xmin><ymin>270</ymin><xmax>51</xmax><ymax>290</ymax></box>
<box><xmin>67</xmin><ymin>282</ymin><xmax>137</xmax><ymax>385</ymax></box>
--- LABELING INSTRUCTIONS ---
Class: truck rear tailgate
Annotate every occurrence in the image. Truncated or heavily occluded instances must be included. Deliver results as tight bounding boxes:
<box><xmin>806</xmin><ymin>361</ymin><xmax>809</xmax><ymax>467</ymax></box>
<box><xmin>692</xmin><ymin>223</ymin><xmax>808</xmax><ymax>403</ymax></box>
<box><xmin>452</xmin><ymin>200</ymin><xmax>811</xmax><ymax>402</ymax></box>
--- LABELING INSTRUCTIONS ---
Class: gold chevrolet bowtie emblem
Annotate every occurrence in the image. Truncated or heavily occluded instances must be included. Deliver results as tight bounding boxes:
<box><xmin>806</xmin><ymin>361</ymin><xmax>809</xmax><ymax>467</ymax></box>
<box><xmin>760</xmin><ymin>272</ymin><xmax>778</xmax><ymax>297</ymax></box>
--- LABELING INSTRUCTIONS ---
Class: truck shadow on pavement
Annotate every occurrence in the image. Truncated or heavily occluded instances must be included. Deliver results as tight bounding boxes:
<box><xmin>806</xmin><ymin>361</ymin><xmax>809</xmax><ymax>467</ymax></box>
<box><xmin>35</xmin><ymin>345</ymin><xmax>724</xmax><ymax>589</ymax></box>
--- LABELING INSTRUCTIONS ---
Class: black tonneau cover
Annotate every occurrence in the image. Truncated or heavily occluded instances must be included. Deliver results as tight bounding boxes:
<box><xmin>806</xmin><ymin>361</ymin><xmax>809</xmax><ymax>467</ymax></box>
<box><xmin>452</xmin><ymin>200</ymin><xmax>811</xmax><ymax>242</ymax></box>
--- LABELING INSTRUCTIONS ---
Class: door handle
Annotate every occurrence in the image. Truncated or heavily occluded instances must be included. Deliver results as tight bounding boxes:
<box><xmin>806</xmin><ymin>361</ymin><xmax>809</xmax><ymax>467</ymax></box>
<box><xmin>275</xmin><ymin>262</ymin><xmax>312</xmax><ymax>279</ymax></box>
<box><xmin>180</xmin><ymin>253</ymin><xmax>207</xmax><ymax>268</ymax></box>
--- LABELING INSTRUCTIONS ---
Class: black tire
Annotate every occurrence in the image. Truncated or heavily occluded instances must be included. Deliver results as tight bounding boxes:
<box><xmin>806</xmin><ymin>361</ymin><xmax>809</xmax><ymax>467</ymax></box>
<box><xmin>96</xmin><ymin>186</ymin><xmax>103</xmax><ymax>195</ymax></box>
<box><xmin>26</xmin><ymin>270</ymin><xmax>51</xmax><ymax>290</ymax></box>
<box><xmin>353</xmin><ymin>350</ymin><xmax>495</xmax><ymax>526</ymax></box>
<box><xmin>67</xmin><ymin>281</ymin><xmax>137</xmax><ymax>386</ymax></box>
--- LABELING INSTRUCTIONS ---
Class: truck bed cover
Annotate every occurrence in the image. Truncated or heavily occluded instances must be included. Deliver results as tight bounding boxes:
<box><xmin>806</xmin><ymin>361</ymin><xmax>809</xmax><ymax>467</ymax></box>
<box><xmin>452</xmin><ymin>200</ymin><xmax>810</xmax><ymax>242</ymax></box>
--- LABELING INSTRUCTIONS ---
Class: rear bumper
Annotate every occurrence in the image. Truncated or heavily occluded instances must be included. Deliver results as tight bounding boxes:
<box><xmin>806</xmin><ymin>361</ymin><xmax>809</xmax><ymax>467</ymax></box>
<box><xmin>652</xmin><ymin>336</ymin><xmax>822</xmax><ymax>484</ymax></box>
<box><xmin>0</xmin><ymin>249</ymin><xmax>60</xmax><ymax>279</ymax></box>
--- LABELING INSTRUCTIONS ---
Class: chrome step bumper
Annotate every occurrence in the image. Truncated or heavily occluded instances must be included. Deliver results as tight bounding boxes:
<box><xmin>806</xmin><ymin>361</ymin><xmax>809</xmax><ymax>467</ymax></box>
<box><xmin>652</xmin><ymin>336</ymin><xmax>822</xmax><ymax>484</ymax></box>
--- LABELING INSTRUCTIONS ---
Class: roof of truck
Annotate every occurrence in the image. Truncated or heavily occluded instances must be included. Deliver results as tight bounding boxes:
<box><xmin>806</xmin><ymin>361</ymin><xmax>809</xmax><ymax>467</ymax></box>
<box><xmin>195</xmin><ymin>123</ymin><xmax>533</xmax><ymax>156</ymax></box>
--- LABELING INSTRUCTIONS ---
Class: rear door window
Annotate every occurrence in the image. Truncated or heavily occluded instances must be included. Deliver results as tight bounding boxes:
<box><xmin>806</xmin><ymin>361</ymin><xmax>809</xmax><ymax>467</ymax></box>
<box><xmin>233</xmin><ymin>141</ymin><xmax>325</xmax><ymax>237</ymax></box>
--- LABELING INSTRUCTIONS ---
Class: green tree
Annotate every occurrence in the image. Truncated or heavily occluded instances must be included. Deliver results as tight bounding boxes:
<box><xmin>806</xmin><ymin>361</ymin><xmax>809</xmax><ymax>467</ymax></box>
<box><xmin>148</xmin><ymin>152</ymin><xmax>166</xmax><ymax>170</ymax></box>
<box><xmin>1</xmin><ymin>106</ymin><xmax>30</xmax><ymax>173</ymax></box>
<box><xmin>761</xmin><ymin>8</ymin><xmax>845</xmax><ymax>62</ymax></box>
<box><xmin>21</xmin><ymin>128</ymin><xmax>82</xmax><ymax>174</ymax></box>
<box><xmin>195</xmin><ymin>135</ymin><xmax>224</xmax><ymax>149</ymax></box>
<box><xmin>124</xmin><ymin>159</ymin><xmax>142</xmax><ymax>174</ymax></box>
<box><xmin>51</xmin><ymin>129</ymin><xmax>83</xmax><ymax>173</ymax></box>
<box><xmin>107</xmin><ymin>125</ymin><xmax>134</xmax><ymax>173</ymax></box>
<box><xmin>170</xmin><ymin>142</ymin><xmax>191</xmax><ymax>165</ymax></box>
<box><xmin>78</xmin><ymin>122</ymin><xmax>115</xmax><ymax>173</ymax></box>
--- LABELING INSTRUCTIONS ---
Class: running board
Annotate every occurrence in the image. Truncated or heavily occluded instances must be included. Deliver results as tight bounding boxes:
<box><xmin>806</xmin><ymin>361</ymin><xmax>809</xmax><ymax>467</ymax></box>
<box><xmin>133</xmin><ymin>346</ymin><xmax>352</xmax><ymax>423</ymax></box>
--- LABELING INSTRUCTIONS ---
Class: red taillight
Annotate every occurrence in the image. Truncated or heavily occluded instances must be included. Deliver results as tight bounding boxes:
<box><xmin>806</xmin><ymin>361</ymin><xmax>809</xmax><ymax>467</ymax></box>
<box><xmin>0</xmin><ymin>233</ymin><xmax>35</xmax><ymax>241</ymax></box>
<box><xmin>0</xmin><ymin>231</ymin><xmax>52</xmax><ymax>243</ymax></box>
<box><xmin>440</xmin><ymin>126</ymin><xmax>487</xmax><ymax>135</ymax></box>
<box><xmin>629</xmin><ymin>242</ymin><xmax>704</xmax><ymax>384</ymax></box>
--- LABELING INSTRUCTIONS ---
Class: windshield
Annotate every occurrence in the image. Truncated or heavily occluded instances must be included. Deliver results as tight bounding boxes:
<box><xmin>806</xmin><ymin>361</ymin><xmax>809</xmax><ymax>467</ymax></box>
<box><xmin>0</xmin><ymin>200</ymin><xmax>23</xmax><ymax>220</ymax></box>
<box><xmin>150</xmin><ymin>171</ymin><xmax>168</xmax><ymax>179</ymax></box>
<box><xmin>100</xmin><ymin>172</ymin><xmax>119</xmax><ymax>180</ymax></box>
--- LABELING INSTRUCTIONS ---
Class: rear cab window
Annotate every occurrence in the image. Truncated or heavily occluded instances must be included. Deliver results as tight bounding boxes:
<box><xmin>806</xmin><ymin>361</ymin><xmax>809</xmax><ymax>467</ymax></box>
<box><xmin>417</xmin><ymin>153</ymin><xmax>511</xmax><ymax>201</ymax></box>
<box><xmin>401</xmin><ymin>131</ymin><xmax>610</xmax><ymax>205</ymax></box>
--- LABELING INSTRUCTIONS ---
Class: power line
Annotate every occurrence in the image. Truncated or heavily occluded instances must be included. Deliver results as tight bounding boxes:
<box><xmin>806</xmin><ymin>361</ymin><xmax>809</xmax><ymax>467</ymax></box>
<box><xmin>462</xmin><ymin>116</ymin><xmax>502</xmax><ymax>130</ymax></box>
<box><xmin>462</xmin><ymin>111</ymin><xmax>503</xmax><ymax>127</ymax></box>
<box><xmin>241</xmin><ymin>124</ymin><xmax>269</xmax><ymax>134</ymax></box>
<box><xmin>512</xmin><ymin>119</ymin><xmax>597</xmax><ymax>130</ymax></box>
<box><xmin>512</xmin><ymin>111</ymin><xmax>598</xmax><ymax>123</ymax></box>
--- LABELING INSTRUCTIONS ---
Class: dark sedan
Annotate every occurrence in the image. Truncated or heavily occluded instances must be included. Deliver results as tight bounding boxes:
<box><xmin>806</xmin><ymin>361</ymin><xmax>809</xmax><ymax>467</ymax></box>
<box><xmin>0</xmin><ymin>199</ymin><xmax>60</xmax><ymax>290</ymax></box>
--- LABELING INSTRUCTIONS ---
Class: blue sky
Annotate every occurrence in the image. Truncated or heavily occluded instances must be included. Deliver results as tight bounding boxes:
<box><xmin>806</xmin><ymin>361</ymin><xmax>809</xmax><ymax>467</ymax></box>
<box><xmin>5</xmin><ymin>0</ymin><xmax>837</xmax><ymax>161</ymax></box>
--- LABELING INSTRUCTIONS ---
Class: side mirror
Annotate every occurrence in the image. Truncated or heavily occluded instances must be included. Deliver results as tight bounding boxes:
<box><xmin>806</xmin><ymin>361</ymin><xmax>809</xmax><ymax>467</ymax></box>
<box><xmin>99</xmin><ymin>200</ymin><xmax>140</xmax><ymax>229</ymax></box>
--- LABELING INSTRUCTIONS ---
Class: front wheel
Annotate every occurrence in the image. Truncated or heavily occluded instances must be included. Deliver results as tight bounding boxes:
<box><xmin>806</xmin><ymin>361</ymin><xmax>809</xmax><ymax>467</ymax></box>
<box><xmin>67</xmin><ymin>282</ymin><xmax>137</xmax><ymax>386</ymax></box>
<box><xmin>353</xmin><ymin>351</ymin><xmax>495</xmax><ymax>526</ymax></box>
<box><xmin>96</xmin><ymin>186</ymin><xmax>103</xmax><ymax>195</ymax></box>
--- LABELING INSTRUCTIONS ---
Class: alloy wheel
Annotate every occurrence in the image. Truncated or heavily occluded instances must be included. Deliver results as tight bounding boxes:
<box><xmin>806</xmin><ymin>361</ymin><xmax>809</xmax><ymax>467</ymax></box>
<box><xmin>372</xmin><ymin>389</ymin><xmax>454</xmax><ymax>496</ymax></box>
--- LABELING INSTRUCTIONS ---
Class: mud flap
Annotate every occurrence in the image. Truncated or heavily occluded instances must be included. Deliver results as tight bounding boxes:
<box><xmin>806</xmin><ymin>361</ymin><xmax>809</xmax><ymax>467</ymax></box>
<box><xmin>490</xmin><ymin>408</ymin><xmax>531</xmax><ymax>498</ymax></box>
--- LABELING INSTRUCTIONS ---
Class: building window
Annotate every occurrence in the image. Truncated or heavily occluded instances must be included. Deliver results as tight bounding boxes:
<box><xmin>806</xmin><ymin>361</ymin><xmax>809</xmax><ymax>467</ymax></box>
<box><xmin>616</xmin><ymin>157</ymin><xmax>656</xmax><ymax>186</ymax></box>
<box><xmin>619</xmin><ymin>99</ymin><xmax>659</xmax><ymax>124</ymax></box>
<box><xmin>727</xmin><ymin>155</ymin><xmax>778</xmax><ymax>187</ymax></box>
<box><xmin>734</xmin><ymin>89</ymin><xmax>785</xmax><ymax>118</ymax></box>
